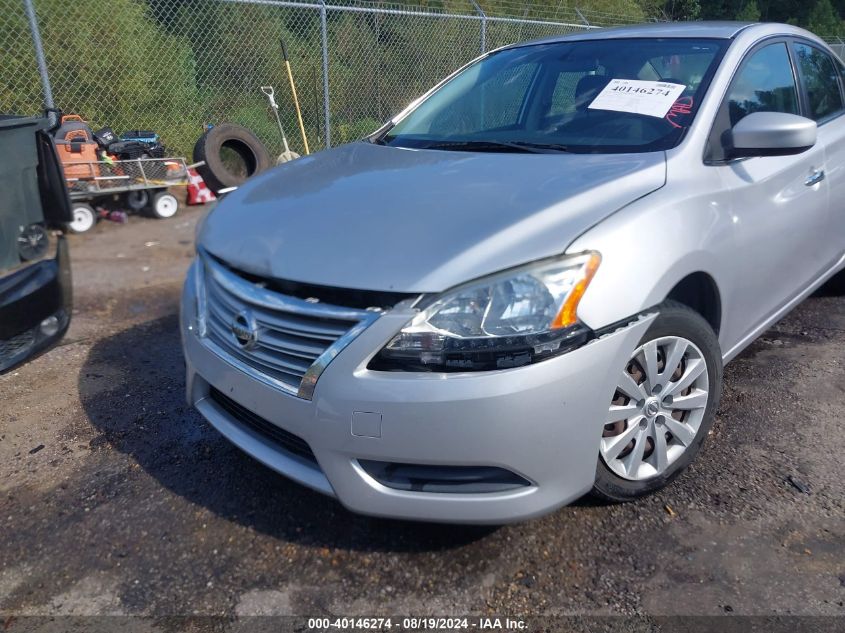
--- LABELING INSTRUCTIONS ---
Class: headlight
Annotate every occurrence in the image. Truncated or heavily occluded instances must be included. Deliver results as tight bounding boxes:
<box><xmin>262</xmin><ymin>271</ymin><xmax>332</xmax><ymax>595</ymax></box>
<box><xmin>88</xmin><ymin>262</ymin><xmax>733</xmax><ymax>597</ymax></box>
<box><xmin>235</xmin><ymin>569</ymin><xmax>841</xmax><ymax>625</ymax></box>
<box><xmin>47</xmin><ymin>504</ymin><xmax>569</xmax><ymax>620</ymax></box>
<box><xmin>370</xmin><ymin>252</ymin><xmax>600</xmax><ymax>372</ymax></box>
<box><xmin>192</xmin><ymin>256</ymin><xmax>208</xmax><ymax>337</ymax></box>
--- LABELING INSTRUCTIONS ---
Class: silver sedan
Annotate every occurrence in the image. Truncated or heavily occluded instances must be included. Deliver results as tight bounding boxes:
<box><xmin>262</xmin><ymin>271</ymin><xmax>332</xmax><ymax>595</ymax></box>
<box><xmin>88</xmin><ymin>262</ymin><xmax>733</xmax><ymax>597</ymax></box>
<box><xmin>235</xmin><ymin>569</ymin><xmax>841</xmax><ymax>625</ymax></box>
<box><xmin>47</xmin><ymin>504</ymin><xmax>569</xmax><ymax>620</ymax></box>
<box><xmin>181</xmin><ymin>21</ymin><xmax>845</xmax><ymax>522</ymax></box>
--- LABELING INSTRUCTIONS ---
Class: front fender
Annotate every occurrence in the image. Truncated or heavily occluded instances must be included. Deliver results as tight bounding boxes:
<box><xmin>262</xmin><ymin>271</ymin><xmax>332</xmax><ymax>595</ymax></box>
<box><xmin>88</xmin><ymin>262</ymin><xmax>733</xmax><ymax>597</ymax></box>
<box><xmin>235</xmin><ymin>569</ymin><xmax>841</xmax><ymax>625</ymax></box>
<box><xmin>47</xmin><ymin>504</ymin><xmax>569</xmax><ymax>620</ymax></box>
<box><xmin>566</xmin><ymin>184</ymin><xmax>734</xmax><ymax>348</ymax></box>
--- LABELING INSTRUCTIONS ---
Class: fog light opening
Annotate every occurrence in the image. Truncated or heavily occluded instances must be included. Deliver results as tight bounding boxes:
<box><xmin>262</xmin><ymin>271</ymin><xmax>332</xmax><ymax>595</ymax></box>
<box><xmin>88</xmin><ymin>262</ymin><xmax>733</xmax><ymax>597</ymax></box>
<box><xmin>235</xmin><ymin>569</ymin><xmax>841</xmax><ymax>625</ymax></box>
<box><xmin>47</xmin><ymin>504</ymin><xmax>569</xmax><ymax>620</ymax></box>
<box><xmin>39</xmin><ymin>315</ymin><xmax>60</xmax><ymax>337</ymax></box>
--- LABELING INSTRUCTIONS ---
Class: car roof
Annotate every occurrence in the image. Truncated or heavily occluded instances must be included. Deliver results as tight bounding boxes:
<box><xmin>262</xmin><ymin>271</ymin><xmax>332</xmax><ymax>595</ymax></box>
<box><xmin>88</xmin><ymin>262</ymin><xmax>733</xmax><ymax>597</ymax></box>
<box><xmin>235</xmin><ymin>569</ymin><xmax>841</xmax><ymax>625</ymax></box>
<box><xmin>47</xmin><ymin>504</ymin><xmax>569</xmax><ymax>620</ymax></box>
<box><xmin>507</xmin><ymin>21</ymin><xmax>815</xmax><ymax>47</ymax></box>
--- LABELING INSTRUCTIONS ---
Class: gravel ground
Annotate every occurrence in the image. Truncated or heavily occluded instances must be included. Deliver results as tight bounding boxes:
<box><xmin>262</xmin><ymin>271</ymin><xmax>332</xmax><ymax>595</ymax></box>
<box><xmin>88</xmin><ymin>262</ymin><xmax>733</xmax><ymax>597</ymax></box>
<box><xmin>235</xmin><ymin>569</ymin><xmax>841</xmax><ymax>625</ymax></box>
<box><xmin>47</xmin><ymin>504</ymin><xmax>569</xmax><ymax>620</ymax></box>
<box><xmin>1</xmin><ymin>205</ymin><xmax>843</xmax><ymax>627</ymax></box>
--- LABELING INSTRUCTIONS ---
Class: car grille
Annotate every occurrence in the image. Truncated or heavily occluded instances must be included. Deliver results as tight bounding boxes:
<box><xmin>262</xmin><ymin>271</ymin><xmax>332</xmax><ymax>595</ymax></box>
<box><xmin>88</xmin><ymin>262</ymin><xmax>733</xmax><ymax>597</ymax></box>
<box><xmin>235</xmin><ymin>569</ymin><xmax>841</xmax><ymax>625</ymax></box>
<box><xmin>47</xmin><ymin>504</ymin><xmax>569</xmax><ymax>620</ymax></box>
<box><xmin>0</xmin><ymin>308</ymin><xmax>69</xmax><ymax>372</ymax></box>
<box><xmin>209</xmin><ymin>388</ymin><xmax>317</xmax><ymax>464</ymax></box>
<box><xmin>200</xmin><ymin>253</ymin><xmax>379</xmax><ymax>398</ymax></box>
<box><xmin>0</xmin><ymin>328</ymin><xmax>36</xmax><ymax>363</ymax></box>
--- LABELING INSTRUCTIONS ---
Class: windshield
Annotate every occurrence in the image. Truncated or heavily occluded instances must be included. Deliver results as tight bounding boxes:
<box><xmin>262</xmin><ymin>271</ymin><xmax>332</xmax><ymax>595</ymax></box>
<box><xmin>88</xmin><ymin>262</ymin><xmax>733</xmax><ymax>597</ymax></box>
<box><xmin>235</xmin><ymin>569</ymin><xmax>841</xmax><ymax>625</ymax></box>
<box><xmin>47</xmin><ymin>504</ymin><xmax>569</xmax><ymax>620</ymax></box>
<box><xmin>378</xmin><ymin>38</ymin><xmax>727</xmax><ymax>153</ymax></box>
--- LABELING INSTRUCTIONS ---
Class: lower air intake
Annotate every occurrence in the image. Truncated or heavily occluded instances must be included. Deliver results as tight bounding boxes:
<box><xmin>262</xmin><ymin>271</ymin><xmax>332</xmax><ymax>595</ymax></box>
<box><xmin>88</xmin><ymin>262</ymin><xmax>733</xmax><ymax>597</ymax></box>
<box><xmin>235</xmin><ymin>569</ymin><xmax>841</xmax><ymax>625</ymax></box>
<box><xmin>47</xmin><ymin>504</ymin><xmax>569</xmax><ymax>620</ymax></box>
<box><xmin>359</xmin><ymin>460</ymin><xmax>531</xmax><ymax>494</ymax></box>
<box><xmin>209</xmin><ymin>387</ymin><xmax>317</xmax><ymax>465</ymax></box>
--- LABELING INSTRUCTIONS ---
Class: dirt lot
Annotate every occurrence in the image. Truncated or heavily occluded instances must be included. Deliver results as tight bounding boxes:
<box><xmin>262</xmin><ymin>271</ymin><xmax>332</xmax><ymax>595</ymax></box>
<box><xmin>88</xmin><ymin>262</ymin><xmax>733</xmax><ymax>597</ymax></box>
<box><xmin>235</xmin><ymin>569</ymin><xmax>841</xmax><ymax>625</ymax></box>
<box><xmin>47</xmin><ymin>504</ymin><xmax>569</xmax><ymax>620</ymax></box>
<box><xmin>1</xmin><ymin>205</ymin><xmax>843</xmax><ymax>627</ymax></box>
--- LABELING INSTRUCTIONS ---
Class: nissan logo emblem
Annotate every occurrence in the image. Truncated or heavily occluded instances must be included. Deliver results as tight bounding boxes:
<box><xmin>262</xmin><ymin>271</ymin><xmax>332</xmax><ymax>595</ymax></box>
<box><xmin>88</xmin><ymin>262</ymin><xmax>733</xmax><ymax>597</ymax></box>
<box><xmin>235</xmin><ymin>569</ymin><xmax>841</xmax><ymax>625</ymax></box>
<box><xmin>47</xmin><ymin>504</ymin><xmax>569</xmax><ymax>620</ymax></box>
<box><xmin>231</xmin><ymin>310</ymin><xmax>259</xmax><ymax>350</ymax></box>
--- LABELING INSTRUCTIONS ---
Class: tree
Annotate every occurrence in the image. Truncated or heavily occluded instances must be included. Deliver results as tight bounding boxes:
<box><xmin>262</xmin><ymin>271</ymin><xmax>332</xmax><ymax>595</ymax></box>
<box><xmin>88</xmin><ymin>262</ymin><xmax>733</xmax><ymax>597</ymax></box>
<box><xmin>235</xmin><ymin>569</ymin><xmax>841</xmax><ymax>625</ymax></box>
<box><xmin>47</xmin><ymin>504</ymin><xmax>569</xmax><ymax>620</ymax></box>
<box><xmin>735</xmin><ymin>0</ymin><xmax>761</xmax><ymax>21</ymax></box>
<box><xmin>807</xmin><ymin>0</ymin><xmax>843</xmax><ymax>34</ymax></box>
<box><xmin>653</xmin><ymin>0</ymin><xmax>702</xmax><ymax>21</ymax></box>
<box><xmin>1</xmin><ymin>0</ymin><xmax>202</xmax><ymax>154</ymax></box>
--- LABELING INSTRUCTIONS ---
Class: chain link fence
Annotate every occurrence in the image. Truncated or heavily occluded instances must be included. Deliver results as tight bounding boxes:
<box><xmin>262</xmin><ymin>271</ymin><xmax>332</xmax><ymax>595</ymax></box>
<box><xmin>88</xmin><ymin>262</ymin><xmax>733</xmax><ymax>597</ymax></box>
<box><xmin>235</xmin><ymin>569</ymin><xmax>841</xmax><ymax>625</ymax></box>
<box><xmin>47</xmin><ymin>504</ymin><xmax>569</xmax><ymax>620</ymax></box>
<box><xmin>821</xmin><ymin>36</ymin><xmax>845</xmax><ymax>61</ymax></box>
<box><xmin>8</xmin><ymin>0</ymin><xmax>845</xmax><ymax>160</ymax></box>
<box><xmin>2</xmin><ymin>0</ymin><xmax>45</xmax><ymax>116</ymax></box>
<box><xmin>3</xmin><ymin>0</ymin><xmax>649</xmax><ymax>158</ymax></box>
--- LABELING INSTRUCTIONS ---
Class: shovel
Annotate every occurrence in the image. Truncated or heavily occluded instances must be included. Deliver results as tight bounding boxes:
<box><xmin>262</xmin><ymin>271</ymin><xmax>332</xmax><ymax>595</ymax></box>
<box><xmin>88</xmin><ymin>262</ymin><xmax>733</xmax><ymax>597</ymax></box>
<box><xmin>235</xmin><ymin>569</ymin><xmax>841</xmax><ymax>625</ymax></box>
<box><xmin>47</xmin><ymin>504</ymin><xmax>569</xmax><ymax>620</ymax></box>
<box><xmin>261</xmin><ymin>85</ymin><xmax>300</xmax><ymax>164</ymax></box>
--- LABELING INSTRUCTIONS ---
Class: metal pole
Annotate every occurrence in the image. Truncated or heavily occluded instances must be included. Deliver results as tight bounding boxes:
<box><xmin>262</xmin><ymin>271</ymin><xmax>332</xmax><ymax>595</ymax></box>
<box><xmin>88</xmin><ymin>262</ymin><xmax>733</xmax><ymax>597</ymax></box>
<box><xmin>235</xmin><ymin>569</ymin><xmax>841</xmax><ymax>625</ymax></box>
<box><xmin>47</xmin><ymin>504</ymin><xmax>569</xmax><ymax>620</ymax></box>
<box><xmin>574</xmin><ymin>7</ymin><xmax>590</xmax><ymax>27</ymax></box>
<box><xmin>22</xmin><ymin>0</ymin><xmax>54</xmax><ymax>109</ymax></box>
<box><xmin>470</xmin><ymin>0</ymin><xmax>486</xmax><ymax>53</ymax></box>
<box><xmin>319</xmin><ymin>0</ymin><xmax>331</xmax><ymax>148</ymax></box>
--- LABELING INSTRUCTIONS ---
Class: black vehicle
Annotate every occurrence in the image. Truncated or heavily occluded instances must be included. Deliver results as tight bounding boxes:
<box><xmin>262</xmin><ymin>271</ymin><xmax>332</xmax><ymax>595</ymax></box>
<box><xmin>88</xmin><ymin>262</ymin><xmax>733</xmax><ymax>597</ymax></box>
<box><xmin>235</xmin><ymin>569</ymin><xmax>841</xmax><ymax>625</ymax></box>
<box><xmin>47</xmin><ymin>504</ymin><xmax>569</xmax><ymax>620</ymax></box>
<box><xmin>0</xmin><ymin>113</ymin><xmax>73</xmax><ymax>372</ymax></box>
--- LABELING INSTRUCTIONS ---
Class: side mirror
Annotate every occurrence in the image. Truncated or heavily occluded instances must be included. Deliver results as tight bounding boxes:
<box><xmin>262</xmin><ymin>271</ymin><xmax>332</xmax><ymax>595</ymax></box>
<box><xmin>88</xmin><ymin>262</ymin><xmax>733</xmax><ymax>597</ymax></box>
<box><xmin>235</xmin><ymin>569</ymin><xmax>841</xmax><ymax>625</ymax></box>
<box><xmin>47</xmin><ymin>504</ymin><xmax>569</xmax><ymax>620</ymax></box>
<box><xmin>728</xmin><ymin>112</ymin><xmax>817</xmax><ymax>158</ymax></box>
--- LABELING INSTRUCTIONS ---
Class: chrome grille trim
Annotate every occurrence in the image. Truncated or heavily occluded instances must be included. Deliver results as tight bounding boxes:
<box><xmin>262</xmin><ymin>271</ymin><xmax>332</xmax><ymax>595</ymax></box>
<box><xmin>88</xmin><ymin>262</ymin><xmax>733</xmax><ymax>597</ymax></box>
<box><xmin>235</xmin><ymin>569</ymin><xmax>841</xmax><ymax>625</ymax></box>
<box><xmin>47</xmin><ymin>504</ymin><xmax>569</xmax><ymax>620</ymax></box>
<box><xmin>197</xmin><ymin>252</ymin><xmax>381</xmax><ymax>399</ymax></box>
<box><xmin>207</xmin><ymin>254</ymin><xmax>372</xmax><ymax>321</ymax></box>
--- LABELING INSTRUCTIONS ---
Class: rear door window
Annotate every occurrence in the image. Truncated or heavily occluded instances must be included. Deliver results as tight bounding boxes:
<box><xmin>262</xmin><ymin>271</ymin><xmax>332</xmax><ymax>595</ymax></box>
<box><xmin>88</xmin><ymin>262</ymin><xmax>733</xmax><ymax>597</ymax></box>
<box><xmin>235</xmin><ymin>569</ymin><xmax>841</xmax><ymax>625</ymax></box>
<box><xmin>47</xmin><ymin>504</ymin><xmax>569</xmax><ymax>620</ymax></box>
<box><xmin>792</xmin><ymin>42</ymin><xmax>845</xmax><ymax>121</ymax></box>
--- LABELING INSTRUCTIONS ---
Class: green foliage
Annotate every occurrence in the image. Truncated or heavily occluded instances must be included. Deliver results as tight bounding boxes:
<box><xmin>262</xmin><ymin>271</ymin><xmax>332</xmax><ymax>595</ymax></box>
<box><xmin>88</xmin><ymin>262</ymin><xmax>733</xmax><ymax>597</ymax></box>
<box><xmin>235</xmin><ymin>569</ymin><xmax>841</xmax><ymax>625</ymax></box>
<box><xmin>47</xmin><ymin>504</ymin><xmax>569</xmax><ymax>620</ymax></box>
<box><xmin>807</xmin><ymin>0</ymin><xmax>843</xmax><ymax>34</ymax></box>
<box><xmin>6</xmin><ymin>0</ymin><xmax>845</xmax><ymax>161</ymax></box>
<box><xmin>654</xmin><ymin>0</ymin><xmax>702</xmax><ymax>20</ymax></box>
<box><xmin>336</xmin><ymin>117</ymin><xmax>383</xmax><ymax>144</ymax></box>
<box><xmin>35</xmin><ymin>0</ymin><xmax>201</xmax><ymax>154</ymax></box>
<box><xmin>697</xmin><ymin>0</ymin><xmax>845</xmax><ymax>31</ymax></box>
<box><xmin>0</xmin><ymin>8</ymin><xmax>44</xmax><ymax>115</ymax></box>
<box><xmin>735</xmin><ymin>0</ymin><xmax>761</xmax><ymax>21</ymax></box>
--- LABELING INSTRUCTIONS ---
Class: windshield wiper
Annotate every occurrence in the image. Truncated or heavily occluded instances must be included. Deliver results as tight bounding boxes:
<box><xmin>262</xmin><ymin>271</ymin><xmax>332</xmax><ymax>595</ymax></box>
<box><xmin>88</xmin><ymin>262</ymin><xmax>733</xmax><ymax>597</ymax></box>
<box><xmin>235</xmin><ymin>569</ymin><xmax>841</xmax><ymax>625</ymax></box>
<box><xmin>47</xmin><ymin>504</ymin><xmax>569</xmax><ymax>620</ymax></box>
<box><xmin>418</xmin><ymin>140</ymin><xmax>570</xmax><ymax>154</ymax></box>
<box><xmin>369</xmin><ymin>121</ymin><xmax>397</xmax><ymax>145</ymax></box>
<box><xmin>506</xmin><ymin>141</ymin><xmax>572</xmax><ymax>153</ymax></box>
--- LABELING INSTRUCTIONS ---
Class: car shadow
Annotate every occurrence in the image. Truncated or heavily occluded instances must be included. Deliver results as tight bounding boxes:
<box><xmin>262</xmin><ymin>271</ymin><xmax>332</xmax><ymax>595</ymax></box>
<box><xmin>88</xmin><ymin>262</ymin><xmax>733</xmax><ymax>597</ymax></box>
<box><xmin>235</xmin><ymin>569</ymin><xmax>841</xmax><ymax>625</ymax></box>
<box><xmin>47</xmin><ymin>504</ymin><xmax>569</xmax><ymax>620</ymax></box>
<box><xmin>78</xmin><ymin>313</ymin><xmax>496</xmax><ymax>553</ymax></box>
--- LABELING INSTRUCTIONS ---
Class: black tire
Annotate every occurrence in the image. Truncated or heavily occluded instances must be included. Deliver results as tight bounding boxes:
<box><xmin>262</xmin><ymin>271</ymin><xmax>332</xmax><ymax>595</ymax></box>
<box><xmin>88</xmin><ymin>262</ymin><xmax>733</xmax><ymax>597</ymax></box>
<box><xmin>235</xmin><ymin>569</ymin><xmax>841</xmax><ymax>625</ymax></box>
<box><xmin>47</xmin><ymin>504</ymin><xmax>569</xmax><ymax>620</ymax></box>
<box><xmin>192</xmin><ymin>124</ymin><xmax>272</xmax><ymax>193</ymax></box>
<box><xmin>148</xmin><ymin>190</ymin><xmax>179</xmax><ymax>219</ymax></box>
<box><xmin>591</xmin><ymin>300</ymin><xmax>723</xmax><ymax>502</ymax></box>
<box><xmin>820</xmin><ymin>268</ymin><xmax>845</xmax><ymax>295</ymax></box>
<box><xmin>125</xmin><ymin>190</ymin><xmax>150</xmax><ymax>212</ymax></box>
<box><xmin>17</xmin><ymin>223</ymin><xmax>49</xmax><ymax>261</ymax></box>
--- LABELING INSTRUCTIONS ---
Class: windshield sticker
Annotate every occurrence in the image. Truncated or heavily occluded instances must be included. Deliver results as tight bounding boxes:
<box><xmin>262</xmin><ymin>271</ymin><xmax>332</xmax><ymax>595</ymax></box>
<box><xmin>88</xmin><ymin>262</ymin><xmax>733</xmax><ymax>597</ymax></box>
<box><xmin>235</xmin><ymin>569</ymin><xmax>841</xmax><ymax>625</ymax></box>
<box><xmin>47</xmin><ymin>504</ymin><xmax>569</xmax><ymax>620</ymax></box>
<box><xmin>666</xmin><ymin>96</ymin><xmax>694</xmax><ymax>128</ymax></box>
<box><xmin>588</xmin><ymin>79</ymin><xmax>686</xmax><ymax>118</ymax></box>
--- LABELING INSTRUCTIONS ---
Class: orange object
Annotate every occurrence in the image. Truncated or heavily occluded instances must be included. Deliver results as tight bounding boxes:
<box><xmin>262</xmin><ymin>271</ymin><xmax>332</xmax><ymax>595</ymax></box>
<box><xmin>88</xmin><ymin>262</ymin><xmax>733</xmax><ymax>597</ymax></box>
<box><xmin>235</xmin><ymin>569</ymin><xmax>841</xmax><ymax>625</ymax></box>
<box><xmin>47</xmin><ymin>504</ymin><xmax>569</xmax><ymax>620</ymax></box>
<box><xmin>187</xmin><ymin>168</ymin><xmax>216</xmax><ymax>205</ymax></box>
<box><xmin>54</xmin><ymin>114</ymin><xmax>100</xmax><ymax>180</ymax></box>
<box><xmin>552</xmin><ymin>252</ymin><xmax>602</xmax><ymax>329</ymax></box>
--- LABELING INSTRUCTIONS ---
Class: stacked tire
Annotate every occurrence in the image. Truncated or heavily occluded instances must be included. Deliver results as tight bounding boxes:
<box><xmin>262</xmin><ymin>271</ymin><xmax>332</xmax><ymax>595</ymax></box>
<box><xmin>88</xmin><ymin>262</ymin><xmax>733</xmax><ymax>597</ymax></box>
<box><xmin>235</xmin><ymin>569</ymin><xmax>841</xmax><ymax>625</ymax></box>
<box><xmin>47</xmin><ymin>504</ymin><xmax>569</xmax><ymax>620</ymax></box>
<box><xmin>193</xmin><ymin>124</ymin><xmax>272</xmax><ymax>194</ymax></box>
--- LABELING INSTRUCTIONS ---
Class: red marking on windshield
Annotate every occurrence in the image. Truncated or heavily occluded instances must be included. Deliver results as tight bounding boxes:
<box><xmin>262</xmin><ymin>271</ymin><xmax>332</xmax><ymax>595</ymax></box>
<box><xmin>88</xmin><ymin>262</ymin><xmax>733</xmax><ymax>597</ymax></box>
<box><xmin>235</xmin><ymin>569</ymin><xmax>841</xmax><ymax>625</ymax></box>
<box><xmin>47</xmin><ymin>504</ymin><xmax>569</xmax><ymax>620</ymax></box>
<box><xmin>666</xmin><ymin>96</ymin><xmax>693</xmax><ymax>129</ymax></box>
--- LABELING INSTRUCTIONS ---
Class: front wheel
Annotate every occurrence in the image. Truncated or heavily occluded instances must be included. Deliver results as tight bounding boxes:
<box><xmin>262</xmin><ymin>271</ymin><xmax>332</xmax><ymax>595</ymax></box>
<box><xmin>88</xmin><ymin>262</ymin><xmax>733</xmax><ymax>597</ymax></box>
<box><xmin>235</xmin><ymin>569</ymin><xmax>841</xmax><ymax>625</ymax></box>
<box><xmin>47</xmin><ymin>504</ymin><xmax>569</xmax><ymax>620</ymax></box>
<box><xmin>67</xmin><ymin>203</ymin><xmax>97</xmax><ymax>234</ymax></box>
<box><xmin>148</xmin><ymin>191</ymin><xmax>179</xmax><ymax>219</ymax></box>
<box><xmin>592</xmin><ymin>301</ymin><xmax>722</xmax><ymax>502</ymax></box>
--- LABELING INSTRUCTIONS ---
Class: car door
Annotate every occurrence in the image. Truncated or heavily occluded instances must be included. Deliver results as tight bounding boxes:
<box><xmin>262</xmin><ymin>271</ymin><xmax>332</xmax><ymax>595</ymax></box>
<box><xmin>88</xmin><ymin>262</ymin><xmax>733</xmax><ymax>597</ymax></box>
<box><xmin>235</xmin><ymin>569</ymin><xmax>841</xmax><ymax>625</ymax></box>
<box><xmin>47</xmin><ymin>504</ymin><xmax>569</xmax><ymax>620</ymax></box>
<box><xmin>791</xmin><ymin>39</ymin><xmax>845</xmax><ymax>259</ymax></box>
<box><xmin>707</xmin><ymin>40</ymin><xmax>830</xmax><ymax>345</ymax></box>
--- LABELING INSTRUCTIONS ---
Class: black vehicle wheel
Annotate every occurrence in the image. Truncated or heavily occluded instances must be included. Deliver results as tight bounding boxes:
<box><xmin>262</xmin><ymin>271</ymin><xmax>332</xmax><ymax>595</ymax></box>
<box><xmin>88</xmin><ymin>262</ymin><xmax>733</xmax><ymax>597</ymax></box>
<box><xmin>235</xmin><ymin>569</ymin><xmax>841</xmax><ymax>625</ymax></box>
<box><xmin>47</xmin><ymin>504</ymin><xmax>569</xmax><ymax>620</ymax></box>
<box><xmin>591</xmin><ymin>301</ymin><xmax>723</xmax><ymax>502</ymax></box>
<box><xmin>67</xmin><ymin>203</ymin><xmax>97</xmax><ymax>234</ymax></box>
<box><xmin>148</xmin><ymin>191</ymin><xmax>179</xmax><ymax>219</ymax></box>
<box><xmin>821</xmin><ymin>268</ymin><xmax>845</xmax><ymax>295</ymax></box>
<box><xmin>126</xmin><ymin>190</ymin><xmax>150</xmax><ymax>212</ymax></box>
<box><xmin>193</xmin><ymin>124</ymin><xmax>272</xmax><ymax>193</ymax></box>
<box><xmin>17</xmin><ymin>224</ymin><xmax>49</xmax><ymax>261</ymax></box>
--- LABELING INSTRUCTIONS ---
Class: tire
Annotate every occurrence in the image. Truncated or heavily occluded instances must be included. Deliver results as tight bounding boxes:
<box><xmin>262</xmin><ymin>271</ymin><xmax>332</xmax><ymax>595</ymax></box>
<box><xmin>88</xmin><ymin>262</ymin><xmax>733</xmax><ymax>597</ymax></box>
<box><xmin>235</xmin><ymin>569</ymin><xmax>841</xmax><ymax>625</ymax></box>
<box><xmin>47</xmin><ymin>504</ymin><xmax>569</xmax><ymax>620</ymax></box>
<box><xmin>17</xmin><ymin>223</ymin><xmax>49</xmax><ymax>261</ymax></box>
<box><xmin>67</xmin><ymin>203</ymin><xmax>96</xmax><ymax>234</ymax></box>
<box><xmin>148</xmin><ymin>191</ymin><xmax>179</xmax><ymax>219</ymax></box>
<box><xmin>820</xmin><ymin>268</ymin><xmax>845</xmax><ymax>295</ymax></box>
<box><xmin>591</xmin><ymin>301</ymin><xmax>723</xmax><ymax>502</ymax></box>
<box><xmin>192</xmin><ymin>123</ymin><xmax>272</xmax><ymax>193</ymax></box>
<box><xmin>126</xmin><ymin>190</ymin><xmax>150</xmax><ymax>212</ymax></box>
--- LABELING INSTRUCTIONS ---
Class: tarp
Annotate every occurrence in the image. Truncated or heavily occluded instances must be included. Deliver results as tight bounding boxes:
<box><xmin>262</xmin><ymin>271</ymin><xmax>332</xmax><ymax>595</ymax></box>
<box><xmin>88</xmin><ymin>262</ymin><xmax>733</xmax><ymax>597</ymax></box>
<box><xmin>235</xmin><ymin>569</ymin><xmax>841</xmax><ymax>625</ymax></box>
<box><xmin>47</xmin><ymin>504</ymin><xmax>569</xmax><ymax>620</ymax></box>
<box><xmin>0</xmin><ymin>116</ymin><xmax>50</xmax><ymax>271</ymax></box>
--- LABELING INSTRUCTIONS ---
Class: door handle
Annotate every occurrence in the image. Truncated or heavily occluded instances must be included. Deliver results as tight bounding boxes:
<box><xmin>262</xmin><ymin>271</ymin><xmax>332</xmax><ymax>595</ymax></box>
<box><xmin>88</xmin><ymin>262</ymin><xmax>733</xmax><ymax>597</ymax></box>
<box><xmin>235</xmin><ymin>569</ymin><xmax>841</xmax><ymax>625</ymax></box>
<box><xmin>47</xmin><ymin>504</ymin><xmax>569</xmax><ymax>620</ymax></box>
<box><xmin>805</xmin><ymin>169</ymin><xmax>826</xmax><ymax>187</ymax></box>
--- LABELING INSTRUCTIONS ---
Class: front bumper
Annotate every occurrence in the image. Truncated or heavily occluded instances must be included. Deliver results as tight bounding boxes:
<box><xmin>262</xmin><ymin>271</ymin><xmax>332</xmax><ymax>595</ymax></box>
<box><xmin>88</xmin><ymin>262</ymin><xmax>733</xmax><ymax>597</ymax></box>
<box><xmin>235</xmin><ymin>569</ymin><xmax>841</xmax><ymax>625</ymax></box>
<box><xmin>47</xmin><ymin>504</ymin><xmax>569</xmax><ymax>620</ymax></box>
<box><xmin>0</xmin><ymin>236</ymin><xmax>72</xmax><ymax>373</ymax></box>
<box><xmin>181</xmin><ymin>261</ymin><xmax>653</xmax><ymax>523</ymax></box>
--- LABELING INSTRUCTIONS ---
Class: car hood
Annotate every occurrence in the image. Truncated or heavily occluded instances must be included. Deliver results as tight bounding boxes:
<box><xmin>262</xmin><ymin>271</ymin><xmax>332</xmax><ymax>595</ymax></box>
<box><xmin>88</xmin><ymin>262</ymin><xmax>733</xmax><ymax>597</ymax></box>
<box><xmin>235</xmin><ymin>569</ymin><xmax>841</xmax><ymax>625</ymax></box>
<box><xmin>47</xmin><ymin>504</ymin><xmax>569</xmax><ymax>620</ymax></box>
<box><xmin>199</xmin><ymin>142</ymin><xmax>665</xmax><ymax>293</ymax></box>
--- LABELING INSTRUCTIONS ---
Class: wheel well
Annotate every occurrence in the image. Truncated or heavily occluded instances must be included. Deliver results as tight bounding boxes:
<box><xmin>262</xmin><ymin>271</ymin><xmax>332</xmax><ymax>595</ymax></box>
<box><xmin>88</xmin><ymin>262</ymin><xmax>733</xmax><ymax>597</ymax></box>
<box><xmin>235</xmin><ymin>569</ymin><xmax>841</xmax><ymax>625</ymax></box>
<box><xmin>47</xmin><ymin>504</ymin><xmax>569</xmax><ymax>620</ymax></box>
<box><xmin>666</xmin><ymin>272</ymin><xmax>721</xmax><ymax>334</ymax></box>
